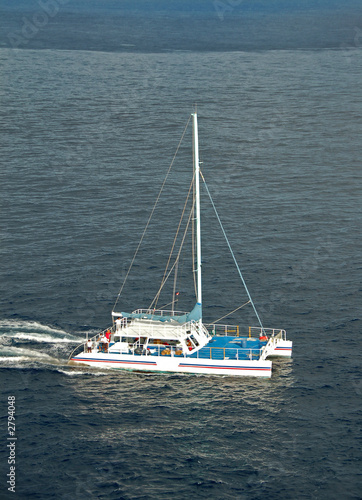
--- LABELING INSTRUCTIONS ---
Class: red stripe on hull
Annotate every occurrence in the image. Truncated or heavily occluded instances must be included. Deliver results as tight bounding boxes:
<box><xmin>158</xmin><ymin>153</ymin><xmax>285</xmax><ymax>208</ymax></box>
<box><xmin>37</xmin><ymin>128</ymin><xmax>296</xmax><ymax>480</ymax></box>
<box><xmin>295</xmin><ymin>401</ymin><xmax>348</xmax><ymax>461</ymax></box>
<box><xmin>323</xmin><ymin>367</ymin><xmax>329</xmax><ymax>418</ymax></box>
<box><xmin>71</xmin><ymin>358</ymin><xmax>157</xmax><ymax>366</ymax></box>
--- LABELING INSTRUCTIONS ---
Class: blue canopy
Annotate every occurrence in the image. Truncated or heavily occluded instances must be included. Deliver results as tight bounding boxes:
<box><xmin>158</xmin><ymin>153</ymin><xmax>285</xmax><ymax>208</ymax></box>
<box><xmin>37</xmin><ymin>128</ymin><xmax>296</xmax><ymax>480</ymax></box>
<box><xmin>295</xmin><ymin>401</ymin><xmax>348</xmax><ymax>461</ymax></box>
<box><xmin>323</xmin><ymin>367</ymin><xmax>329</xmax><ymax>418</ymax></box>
<box><xmin>121</xmin><ymin>303</ymin><xmax>202</xmax><ymax>324</ymax></box>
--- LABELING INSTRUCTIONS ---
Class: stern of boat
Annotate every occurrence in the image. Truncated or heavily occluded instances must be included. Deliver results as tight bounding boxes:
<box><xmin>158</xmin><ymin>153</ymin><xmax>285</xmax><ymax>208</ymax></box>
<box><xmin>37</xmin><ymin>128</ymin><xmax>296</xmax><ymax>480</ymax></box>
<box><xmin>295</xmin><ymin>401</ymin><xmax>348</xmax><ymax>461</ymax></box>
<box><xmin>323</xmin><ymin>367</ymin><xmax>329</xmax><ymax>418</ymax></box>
<box><xmin>259</xmin><ymin>329</ymin><xmax>292</xmax><ymax>359</ymax></box>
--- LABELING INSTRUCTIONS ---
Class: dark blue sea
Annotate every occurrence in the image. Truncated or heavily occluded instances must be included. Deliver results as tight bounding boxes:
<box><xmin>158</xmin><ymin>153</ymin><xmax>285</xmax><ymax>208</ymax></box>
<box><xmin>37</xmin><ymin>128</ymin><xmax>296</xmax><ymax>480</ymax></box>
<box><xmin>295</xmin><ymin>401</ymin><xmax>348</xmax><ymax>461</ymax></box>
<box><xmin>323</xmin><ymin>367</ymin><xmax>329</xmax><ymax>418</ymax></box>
<box><xmin>0</xmin><ymin>3</ymin><xmax>361</xmax><ymax>499</ymax></box>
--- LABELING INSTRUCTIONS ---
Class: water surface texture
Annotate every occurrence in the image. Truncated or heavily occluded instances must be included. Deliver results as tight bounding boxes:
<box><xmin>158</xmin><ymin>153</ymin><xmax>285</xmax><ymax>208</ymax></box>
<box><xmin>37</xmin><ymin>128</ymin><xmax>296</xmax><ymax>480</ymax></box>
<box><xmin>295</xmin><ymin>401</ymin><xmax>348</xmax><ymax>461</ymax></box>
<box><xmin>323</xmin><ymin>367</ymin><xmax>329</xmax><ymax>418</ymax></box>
<box><xmin>0</xmin><ymin>6</ymin><xmax>361</xmax><ymax>499</ymax></box>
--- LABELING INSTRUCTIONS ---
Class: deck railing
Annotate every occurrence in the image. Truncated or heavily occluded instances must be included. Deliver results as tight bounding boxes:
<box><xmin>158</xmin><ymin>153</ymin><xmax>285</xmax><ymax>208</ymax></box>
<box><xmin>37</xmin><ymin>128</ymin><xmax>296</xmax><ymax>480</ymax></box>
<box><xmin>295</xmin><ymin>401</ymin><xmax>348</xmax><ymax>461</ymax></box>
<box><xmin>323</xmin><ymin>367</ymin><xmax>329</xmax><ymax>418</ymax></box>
<box><xmin>108</xmin><ymin>344</ymin><xmax>262</xmax><ymax>361</ymax></box>
<box><xmin>206</xmin><ymin>324</ymin><xmax>241</xmax><ymax>336</ymax></box>
<box><xmin>248</xmin><ymin>327</ymin><xmax>286</xmax><ymax>340</ymax></box>
<box><xmin>191</xmin><ymin>346</ymin><xmax>261</xmax><ymax>361</ymax></box>
<box><xmin>132</xmin><ymin>308</ymin><xmax>189</xmax><ymax>317</ymax></box>
<box><xmin>69</xmin><ymin>336</ymin><xmax>262</xmax><ymax>361</ymax></box>
<box><xmin>69</xmin><ymin>322</ymin><xmax>286</xmax><ymax>362</ymax></box>
<box><xmin>206</xmin><ymin>324</ymin><xmax>286</xmax><ymax>340</ymax></box>
<box><xmin>68</xmin><ymin>326</ymin><xmax>115</xmax><ymax>360</ymax></box>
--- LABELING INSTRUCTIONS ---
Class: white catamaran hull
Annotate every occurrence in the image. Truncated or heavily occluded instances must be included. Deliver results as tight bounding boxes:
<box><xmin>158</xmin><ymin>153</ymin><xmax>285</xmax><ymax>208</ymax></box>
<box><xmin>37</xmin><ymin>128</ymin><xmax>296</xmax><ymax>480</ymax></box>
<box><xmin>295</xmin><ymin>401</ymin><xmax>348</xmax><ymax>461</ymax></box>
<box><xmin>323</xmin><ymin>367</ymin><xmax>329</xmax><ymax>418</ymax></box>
<box><xmin>70</xmin><ymin>352</ymin><xmax>273</xmax><ymax>378</ymax></box>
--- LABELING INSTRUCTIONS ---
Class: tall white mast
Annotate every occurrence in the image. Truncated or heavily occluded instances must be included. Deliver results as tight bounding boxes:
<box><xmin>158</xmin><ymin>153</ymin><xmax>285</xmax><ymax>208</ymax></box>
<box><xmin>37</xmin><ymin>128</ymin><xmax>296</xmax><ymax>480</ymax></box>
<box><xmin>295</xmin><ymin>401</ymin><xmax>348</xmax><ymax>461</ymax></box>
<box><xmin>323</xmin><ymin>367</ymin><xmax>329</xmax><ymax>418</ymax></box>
<box><xmin>192</xmin><ymin>112</ymin><xmax>202</xmax><ymax>310</ymax></box>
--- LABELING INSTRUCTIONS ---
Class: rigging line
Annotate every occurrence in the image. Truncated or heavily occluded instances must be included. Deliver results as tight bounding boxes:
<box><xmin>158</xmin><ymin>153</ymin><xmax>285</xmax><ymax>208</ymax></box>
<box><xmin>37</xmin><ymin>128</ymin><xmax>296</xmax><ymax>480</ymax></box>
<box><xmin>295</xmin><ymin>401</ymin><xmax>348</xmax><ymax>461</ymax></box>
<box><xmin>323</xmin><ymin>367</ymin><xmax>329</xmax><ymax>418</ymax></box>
<box><xmin>211</xmin><ymin>301</ymin><xmax>251</xmax><ymax>324</ymax></box>
<box><xmin>112</xmin><ymin>115</ymin><xmax>192</xmax><ymax>312</ymax></box>
<box><xmin>171</xmin><ymin>192</ymin><xmax>195</xmax><ymax>311</ymax></box>
<box><xmin>172</xmin><ymin>203</ymin><xmax>195</xmax><ymax>307</ymax></box>
<box><xmin>172</xmin><ymin>256</ymin><xmax>179</xmax><ymax>314</ymax></box>
<box><xmin>150</xmin><ymin>259</ymin><xmax>180</xmax><ymax>309</ymax></box>
<box><xmin>172</xmin><ymin>216</ymin><xmax>189</xmax><ymax>304</ymax></box>
<box><xmin>158</xmin><ymin>299</ymin><xmax>179</xmax><ymax>310</ymax></box>
<box><xmin>149</xmin><ymin>200</ymin><xmax>195</xmax><ymax>310</ymax></box>
<box><xmin>148</xmin><ymin>210</ymin><xmax>193</xmax><ymax>312</ymax></box>
<box><xmin>200</xmin><ymin>170</ymin><xmax>266</xmax><ymax>336</ymax></box>
<box><xmin>151</xmin><ymin>174</ymin><xmax>195</xmax><ymax>310</ymax></box>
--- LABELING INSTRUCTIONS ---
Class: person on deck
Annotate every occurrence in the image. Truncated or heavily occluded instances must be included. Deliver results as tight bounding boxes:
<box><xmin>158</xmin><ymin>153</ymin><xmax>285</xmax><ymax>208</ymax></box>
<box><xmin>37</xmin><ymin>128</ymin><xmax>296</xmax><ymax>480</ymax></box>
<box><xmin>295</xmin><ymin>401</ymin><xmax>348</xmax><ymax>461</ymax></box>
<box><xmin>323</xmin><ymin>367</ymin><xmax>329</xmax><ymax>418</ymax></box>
<box><xmin>87</xmin><ymin>339</ymin><xmax>93</xmax><ymax>353</ymax></box>
<box><xmin>98</xmin><ymin>334</ymin><xmax>105</xmax><ymax>352</ymax></box>
<box><xmin>101</xmin><ymin>334</ymin><xmax>109</xmax><ymax>353</ymax></box>
<box><xmin>115</xmin><ymin>316</ymin><xmax>123</xmax><ymax>332</ymax></box>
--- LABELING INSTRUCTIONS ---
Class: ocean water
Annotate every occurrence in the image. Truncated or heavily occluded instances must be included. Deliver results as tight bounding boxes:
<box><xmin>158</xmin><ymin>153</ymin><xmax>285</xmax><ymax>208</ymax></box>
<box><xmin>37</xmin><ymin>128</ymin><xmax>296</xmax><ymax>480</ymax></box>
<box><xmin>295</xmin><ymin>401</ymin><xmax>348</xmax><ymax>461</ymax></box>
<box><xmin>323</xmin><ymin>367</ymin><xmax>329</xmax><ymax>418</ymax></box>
<box><xmin>1</xmin><ymin>9</ymin><xmax>362</xmax><ymax>500</ymax></box>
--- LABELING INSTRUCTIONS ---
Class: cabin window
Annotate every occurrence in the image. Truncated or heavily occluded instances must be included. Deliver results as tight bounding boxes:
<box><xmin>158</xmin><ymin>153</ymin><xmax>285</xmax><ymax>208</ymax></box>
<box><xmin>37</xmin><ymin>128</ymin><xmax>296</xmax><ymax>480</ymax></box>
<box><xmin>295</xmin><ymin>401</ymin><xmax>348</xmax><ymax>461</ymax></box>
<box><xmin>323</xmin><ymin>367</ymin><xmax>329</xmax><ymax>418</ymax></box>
<box><xmin>148</xmin><ymin>339</ymin><xmax>178</xmax><ymax>347</ymax></box>
<box><xmin>121</xmin><ymin>337</ymin><xmax>138</xmax><ymax>343</ymax></box>
<box><xmin>190</xmin><ymin>334</ymin><xmax>199</xmax><ymax>346</ymax></box>
<box><xmin>186</xmin><ymin>337</ymin><xmax>195</xmax><ymax>349</ymax></box>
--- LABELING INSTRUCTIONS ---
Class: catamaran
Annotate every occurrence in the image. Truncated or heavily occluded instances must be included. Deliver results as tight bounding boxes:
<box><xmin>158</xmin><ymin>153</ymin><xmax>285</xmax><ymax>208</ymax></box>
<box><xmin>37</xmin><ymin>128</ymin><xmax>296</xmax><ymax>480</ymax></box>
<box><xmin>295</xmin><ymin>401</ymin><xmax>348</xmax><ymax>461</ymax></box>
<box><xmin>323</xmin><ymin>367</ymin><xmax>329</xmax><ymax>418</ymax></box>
<box><xmin>69</xmin><ymin>112</ymin><xmax>292</xmax><ymax>377</ymax></box>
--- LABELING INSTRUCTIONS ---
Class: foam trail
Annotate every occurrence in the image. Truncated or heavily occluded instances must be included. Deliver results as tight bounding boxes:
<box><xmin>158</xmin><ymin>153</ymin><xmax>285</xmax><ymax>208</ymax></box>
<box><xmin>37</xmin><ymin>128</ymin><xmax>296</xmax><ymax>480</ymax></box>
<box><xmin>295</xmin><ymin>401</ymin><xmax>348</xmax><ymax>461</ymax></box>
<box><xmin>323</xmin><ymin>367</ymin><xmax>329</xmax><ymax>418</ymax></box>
<box><xmin>1</xmin><ymin>332</ymin><xmax>78</xmax><ymax>343</ymax></box>
<box><xmin>0</xmin><ymin>356</ymin><xmax>33</xmax><ymax>364</ymax></box>
<box><xmin>0</xmin><ymin>319</ymin><xmax>68</xmax><ymax>333</ymax></box>
<box><xmin>0</xmin><ymin>319</ymin><xmax>80</xmax><ymax>343</ymax></box>
<box><xmin>56</xmin><ymin>369</ymin><xmax>110</xmax><ymax>377</ymax></box>
<box><xmin>0</xmin><ymin>345</ymin><xmax>62</xmax><ymax>363</ymax></box>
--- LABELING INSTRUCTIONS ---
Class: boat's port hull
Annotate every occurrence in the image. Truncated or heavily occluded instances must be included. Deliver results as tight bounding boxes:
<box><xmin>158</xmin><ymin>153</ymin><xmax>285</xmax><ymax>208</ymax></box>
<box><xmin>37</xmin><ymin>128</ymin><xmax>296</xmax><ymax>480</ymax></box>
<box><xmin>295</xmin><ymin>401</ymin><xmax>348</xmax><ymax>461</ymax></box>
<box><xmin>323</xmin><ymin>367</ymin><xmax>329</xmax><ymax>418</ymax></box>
<box><xmin>268</xmin><ymin>340</ymin><xmax>293</xmax><ymax>357</ymax></box>
<box><xmin>69</xmin><ymin>353</ymin><xmax>272</xmax><ymax>377</ymax></box>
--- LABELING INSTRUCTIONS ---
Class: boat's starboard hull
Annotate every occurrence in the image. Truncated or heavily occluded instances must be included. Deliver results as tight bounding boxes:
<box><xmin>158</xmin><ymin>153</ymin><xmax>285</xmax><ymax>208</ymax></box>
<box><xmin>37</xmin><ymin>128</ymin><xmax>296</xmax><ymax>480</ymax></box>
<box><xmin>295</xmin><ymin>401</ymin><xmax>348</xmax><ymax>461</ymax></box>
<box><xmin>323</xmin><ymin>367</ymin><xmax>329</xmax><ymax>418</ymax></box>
<box><xmin>69</xmin><ymin>352</ymin><xmax>272</xmax><ymax>377</ymax></box>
